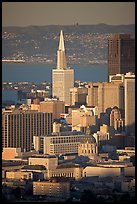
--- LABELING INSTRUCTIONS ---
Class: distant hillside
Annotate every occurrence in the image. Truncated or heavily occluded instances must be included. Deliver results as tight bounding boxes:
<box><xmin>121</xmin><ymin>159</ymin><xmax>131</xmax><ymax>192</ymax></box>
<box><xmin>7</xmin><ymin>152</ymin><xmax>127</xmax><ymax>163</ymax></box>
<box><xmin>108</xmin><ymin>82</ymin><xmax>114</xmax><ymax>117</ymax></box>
<box><xmin>2</xmin><ymin>24</ymin><xmax>135</xmax><ymax>65</ymax></box>
<box><xmin>2</xmin><ymin>24</ymin><xmax>135</xmax><ymax>34</ymax></box>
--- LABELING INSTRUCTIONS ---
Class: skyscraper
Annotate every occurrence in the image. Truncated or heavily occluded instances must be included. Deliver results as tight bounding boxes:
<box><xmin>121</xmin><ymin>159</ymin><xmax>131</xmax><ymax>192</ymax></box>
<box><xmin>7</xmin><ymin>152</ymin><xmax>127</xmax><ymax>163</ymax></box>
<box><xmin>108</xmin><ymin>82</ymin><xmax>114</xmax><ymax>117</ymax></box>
<box><xmin>87</xmin><ymin>81</ymin><xmax>124</xmax><ymax>118</ymax></box>
<box><xmin>124</xmin><ymin>72</ymin><xmax>135</xmax><ymax>136</ymax></box>
<box><xmin>108</xmin><ymin>34</ymin><xmax>135</xmax><ymax>76</ymax></box>
<box><xmin>2</xmin><ymin>109</ymin><xmax>53</xmax><ymax>152</ymax></box>
<box><xmin>110</xmin><ymin>106</ymin><xmax>124</xmax><ymax>132</ymax></box>
<box><xmin>52</xmin><ymin>30</ymin><xmax>74</xmax><ymax>106</ymax></box>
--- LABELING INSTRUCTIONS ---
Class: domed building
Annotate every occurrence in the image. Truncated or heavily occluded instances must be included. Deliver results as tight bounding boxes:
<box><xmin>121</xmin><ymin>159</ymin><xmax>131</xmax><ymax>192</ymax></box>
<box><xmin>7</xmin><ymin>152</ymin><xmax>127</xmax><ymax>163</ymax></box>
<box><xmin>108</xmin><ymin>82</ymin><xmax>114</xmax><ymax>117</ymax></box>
<box><xmin>78</xmin><ymin>126</ymin><xmax>98</xmax><ymax>159</ymax></box>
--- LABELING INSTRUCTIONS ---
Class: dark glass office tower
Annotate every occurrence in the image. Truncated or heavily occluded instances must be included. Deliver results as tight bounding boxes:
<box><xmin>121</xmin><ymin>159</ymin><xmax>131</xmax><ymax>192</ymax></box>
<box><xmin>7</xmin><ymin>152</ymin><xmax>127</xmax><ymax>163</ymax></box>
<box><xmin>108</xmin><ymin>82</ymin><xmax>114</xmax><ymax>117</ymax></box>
<box><xmin>108</xmin><ymin>34</ymin><xmax>135</xmax><ymax>76</ymax></box>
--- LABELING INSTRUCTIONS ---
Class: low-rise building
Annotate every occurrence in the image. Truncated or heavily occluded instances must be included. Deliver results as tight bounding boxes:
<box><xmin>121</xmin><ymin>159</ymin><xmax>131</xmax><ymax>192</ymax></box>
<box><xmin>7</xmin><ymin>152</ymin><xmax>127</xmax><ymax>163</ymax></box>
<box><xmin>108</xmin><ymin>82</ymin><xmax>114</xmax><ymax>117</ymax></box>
<box><xmin>28</xmin><ymin>155</ymin><xmax>58</xmax><ymax>170</ymax></box>
<box><xmin>83</xmin><ymin>166</ymin><xmax>121</xmax><ymax>178</ymax></box>
<box><xmin>2</xmin><ymin>148</ymin><xmax>22</xmax><ymax>160</ymax></box>
<box><xmin>33</xmin><ymin>131</ymin><xmax>85</xmax><ymax>156</ymax></box>
<box><xmin>48</xmin><ymin>163</ymin><xmax>83</xmax><ymax>180</ymax></box>
<box><xmin>33</xmin><ymin>179</ymin><xmax>70</xmax><ymax>200</ymax></box>
<box><xmin>6</xmin><ymin>171</ymin><xmax>33</xmax><ymax>180</ymax></box>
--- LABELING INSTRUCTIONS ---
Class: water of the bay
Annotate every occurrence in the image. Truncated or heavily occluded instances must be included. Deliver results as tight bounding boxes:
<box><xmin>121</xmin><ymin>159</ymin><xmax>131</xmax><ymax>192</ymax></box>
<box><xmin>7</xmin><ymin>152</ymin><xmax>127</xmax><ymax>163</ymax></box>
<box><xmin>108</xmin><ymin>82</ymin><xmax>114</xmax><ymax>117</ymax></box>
<box><xmin>2</xmin><ymin>62</ymin><xmax>108</xmax><ymax>103</ymax></box>
<box><xmin>2</xmin><ymin>62</ymin><xmax>108</xmax><ymax>83</ymax></box>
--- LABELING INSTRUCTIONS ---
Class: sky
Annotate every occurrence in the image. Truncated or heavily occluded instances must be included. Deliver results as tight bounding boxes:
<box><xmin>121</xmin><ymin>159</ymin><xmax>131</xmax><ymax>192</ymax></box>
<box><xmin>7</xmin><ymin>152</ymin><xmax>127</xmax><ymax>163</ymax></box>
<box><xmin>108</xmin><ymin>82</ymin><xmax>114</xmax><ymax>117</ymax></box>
<box><xmin>2</xmin><ymin>2</ymin><xmax>135</xmax><ymax>27</ymax></box>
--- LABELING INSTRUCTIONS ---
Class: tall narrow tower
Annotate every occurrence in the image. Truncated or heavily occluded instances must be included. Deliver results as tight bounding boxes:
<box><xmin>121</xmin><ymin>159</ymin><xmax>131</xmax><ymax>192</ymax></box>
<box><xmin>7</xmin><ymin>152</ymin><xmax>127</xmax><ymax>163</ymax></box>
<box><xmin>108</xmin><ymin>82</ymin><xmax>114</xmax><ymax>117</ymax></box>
<box><xmin>124</xmin><ymin>72</ymin><xmax>135</xmax><ymax>136</ymax></box>
<box><xmin>52</xmin><ymin>30</ymin><xmax>74</xmax><ymax>106</ymax></box>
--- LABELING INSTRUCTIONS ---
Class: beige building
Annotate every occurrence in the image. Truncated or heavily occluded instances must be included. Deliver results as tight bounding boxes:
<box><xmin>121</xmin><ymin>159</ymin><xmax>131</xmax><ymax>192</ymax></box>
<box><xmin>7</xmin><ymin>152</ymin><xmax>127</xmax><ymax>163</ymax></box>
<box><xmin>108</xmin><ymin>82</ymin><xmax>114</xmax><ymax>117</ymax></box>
<box><xmin>72</xmin><ymin>105</ymin><xmax>98</xmax><ymax>132</ymax></box>
<box><xmin>2</xmin><ymin>147</ymin><xmax>22</xmax><ymax>160</ymax></box>
<box><xmin>93</xmin><ymin>125</ymin><xmax>114</xmax><ymax>151</ymax></box>
<box><xmin>33</xmin><ymin>132</ymin><xmax>85</xmax><ymax>155</ymax></box>
<box><xmin>110</xmin><ymin>106</ymin><xmax>124</xmax><ymax>131</ymax></box>
<box><xmin>124</xmin><ymin>72</ymin><xmax>135</xmax><ymax>136</ymax></box>
<box><xmin>31</xmin><ymin>103</ymin><xmax>40</xmax><ymax>111</ymax></box>
<box><xmin>39</xmin><ymin>98</ymin><xmax>65</xmax><ymax>119</ymax></box>
<box><xmin>48</xmin><ymin>164</ymin><xmax>83</xmax><ymax>180</ymax></box>
<box><xmin>109</xmin><ymin>73</ymin><xmax>125</xmax><ymax>83</ymax></box>
<box><xmin>31</xmin><ymin>98</ymin><xmax>65</xmax><ymax>119</ymax></box>
<box><xmin>87</xmin><ymin>81</ymin><xmax>124</xmax><ymax>117</ymax></box>
<box><xmin>6</xmin><ymin>171</ymin><xmax>33</xmax><ymax>180</ymax></box>
<box><xmin>69</xmin><ymin>87</ymin><xmax>88</xmax><ymax>106</ymax></box>
<box><xmin>53</xmin><ymin>122</ymin><xmax>62</xmax><ymax>133</ymax></box>
<box><xmin>2</xmin><ymin>109</ymin><xmax>53</xmax><ymax>152</ymax></box>
<box><xmin>83</xmin><ymin>166</ymin><xmax>121</xmax><ymax>178</ymax></box>
<box><xmin>28</xmin><ymin>155</ymin><xmax>58</xmax><ymax>170</ymax></box>
<box><xmin>33</xmin><ymin>180</ymin><xmax>70</xmax><ymax>200</ymax></box>
<box><xmin>52</xmin><ymin>30</ymin><xmax>74</xmax><ymax>106</ymax></box>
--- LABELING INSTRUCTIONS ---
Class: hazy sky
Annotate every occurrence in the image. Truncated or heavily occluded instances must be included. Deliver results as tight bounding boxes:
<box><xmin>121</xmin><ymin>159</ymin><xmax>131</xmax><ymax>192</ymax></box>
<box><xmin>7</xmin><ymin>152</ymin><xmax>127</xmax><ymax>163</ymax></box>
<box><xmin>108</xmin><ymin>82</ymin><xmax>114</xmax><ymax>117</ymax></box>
<box><xmin>2</xmin><ymin>2</ymin><xmax>135</xmax><ymax>27</ymax></box>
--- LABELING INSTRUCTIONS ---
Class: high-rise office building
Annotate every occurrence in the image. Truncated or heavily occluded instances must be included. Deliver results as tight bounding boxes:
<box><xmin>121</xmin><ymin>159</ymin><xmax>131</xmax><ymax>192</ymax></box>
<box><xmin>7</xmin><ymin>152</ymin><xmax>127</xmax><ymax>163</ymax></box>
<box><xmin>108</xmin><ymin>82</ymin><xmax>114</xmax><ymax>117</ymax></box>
<box><xmin>108</xmin><ymin>34</ymin><xmax>135</xmax><ymax>76</ymax></box>
<box><xmin>124</xmin><ymin>72</ymin><xmax>135</xmax><ymax>136</ymax></box>
<box><xmin>87</xmin><ymin>82</ymin><xmax>124</xmax><ymax>118</ymax></box>
<box><xmin>52</xmin><ymin>30</ymin><xmax>74</xmax><ymax>106</ymax></box>
<box><xmin>2</xmin><ymin>109</ymin><xmax>53</xmax><ymax>152</ymax></box>
<box><xmin>39</xmin><ymin>98</ymin><xmax>65</xmax><ymax>119</ymax></box>
<box><xmin>69</xmin><ymin>87</ymin><xmax>88</xmax><ymax>106</ymax></box>
<box><xmin>110</xmin><ymin>106</ymin><xmax>124</xmax><ymax>132</ymax></box>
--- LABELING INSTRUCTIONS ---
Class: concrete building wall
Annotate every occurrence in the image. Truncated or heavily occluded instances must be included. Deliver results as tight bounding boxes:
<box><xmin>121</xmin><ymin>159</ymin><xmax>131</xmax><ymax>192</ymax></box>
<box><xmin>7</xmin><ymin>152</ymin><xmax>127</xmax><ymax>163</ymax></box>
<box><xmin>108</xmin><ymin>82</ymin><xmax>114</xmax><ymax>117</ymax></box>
<box><xmin>87</xmin><ymin>82</ymin><xmax>124</xmax><ymax>118</ymax></box>
<box><xmin>125</xmin><ymin>73</ymin><xmax>135</xmax><ymax>136</ymax></box>
<box><xmin>39</xmin><ymin>100</ymin><xmax>65</xmax><ymax>119</ymax></box>
<box><xmin>31</xmin><ymin>104</ymin><xmax>40</xmax><ymax>111</ymax></box>
<box><xmin>78</xmin><ymin>143</ymin><xmax>98</xmax><ymax>157</ymax></box>
<box><xmin>124</xmin><ymin>166</ymin><xmax>135</xmax><ymax>177</ymax></box>
<box><xmin>48</xmin><ymin>167</ymin><xmax>83</xmax><ymax>180</ymax></box>
<box><xmin>43</xmin><ymin>134</ymin><xmax>84</xmax><ymax>155</ymax></box>
<box><xmin>72</xmin><ymin>110</ymin><xmax>81</xmax><ymax>126</ymax></box>
<box><xmin>52</xmin><ymin>69</ymin><xmax>74</xmax><ymax>106</ymax></box>
<box><xmin>70</xmin><ymin>87</ymin><xmax>88</xmax><ymax>106</ymax></box>
<box><xmin>6</xmin><ymin>171</ymin><xmax>33</xmax><ymax>180</ymax></box>
<box><xmin>28</xmin><ymin>157</ymin><xmax>58</xmax><ymax>170</ymax></box>
<box><xmin>83</xmin><ymin>166</ymin><xmax>121</xmax><ymax>177</ymax></box>
<box><xmin>2</xmin><ymin>147</ymin><xmax>22</xmax><ymax>160</ymax></box>
<box><xmin>2</xmin><ymin>110</ymin><xmax>53</xmax><ymax>152</ymax></box>
<box><xmin>33</xmin><ymin>181</ymin><xmax>70</xmax><ymax>199</ymax></box>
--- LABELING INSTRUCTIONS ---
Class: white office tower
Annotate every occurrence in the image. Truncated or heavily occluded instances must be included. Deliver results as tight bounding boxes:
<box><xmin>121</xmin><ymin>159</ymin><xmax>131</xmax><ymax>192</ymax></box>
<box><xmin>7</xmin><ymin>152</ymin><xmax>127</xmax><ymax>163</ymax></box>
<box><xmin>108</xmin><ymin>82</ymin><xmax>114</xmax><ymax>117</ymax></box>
<box><xmin>124</xmin><ymin>72</ymin><xmax>135</xmax><ymax>136</ymax></box>
<box><xmin>52</xmin><ymin>30</ymin><xmax>74</xmax><ymax>106</ymax></box>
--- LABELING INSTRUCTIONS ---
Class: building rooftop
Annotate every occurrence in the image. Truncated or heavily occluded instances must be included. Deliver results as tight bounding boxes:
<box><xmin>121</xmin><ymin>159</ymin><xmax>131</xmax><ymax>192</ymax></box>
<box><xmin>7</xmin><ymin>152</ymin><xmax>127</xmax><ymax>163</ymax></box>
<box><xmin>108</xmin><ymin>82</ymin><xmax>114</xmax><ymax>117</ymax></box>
<box><xmin>47</xmin><ymin>131</ymin><xmax>85</xmax><ymax>137</ymax></box>
<box><xmin>29</xmin><ymin>154</ymin><xmax>57</xmax><ymax>159</ymax></box>
<box><xmin>57</xmin><ymin>162</ymin><xmax>80</xmax><ymax>169</ymax></box>
<box><xmin>21</xmin><ymin>165</ymin><xmax>46</xmax><ymax>170</ymax></box>
<box><xmin>80</xmin><ymin>135</ymin><xmax>96</xmax><ymax>144</ymax></box>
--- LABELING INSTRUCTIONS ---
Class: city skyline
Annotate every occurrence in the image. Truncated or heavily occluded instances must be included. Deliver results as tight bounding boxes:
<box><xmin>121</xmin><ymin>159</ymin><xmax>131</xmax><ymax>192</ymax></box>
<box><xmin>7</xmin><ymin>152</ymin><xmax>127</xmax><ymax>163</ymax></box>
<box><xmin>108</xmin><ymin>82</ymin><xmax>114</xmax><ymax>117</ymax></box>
<box><xmin>2</xmin><ymin>2</ymin><xmax>135</xmax><ymax>202</ymax></box>
<box><xmin>2</xmin><ymin>2</ymin><xmax>135</xmax><ymax>27</ymax></box>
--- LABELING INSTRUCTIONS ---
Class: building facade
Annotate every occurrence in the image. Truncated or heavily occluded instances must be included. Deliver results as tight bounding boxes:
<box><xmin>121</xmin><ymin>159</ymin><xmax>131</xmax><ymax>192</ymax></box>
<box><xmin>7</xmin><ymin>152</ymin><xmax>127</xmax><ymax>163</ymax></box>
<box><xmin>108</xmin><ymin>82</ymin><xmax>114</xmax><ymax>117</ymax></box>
<box><xmin>2</xmin><ymin>109</ymin><xmax>53</xmax><ymax>151</ymax></box>
<box><xmin>39</xmin><ymin>99</ymin><xmax>65</xmax><ymax>119</ymax></box>
<box><xmin>72</xmin><ymin>105</ymin><xmax>98</xmax><ymax>133</ymax></box>
<box><xmin>52</xmin><ymin>30</ymin><xmax>74</xmax><ymax>106</ymax></box>
<box><xmin>124</xmin><ymin>72</ymin><xmax>135</xmax><ymax>136</ymax></box>
<box><xmin>33</xmin><ymin>180</ymin><xmax>70</xmax><ymax>200</ymax></box>
<box><xmin>108</xmin><ymin>34</ymin><xmax>135</xmax><ymax>76</ymax></box>
<box><xmin>110</xmin><ymin>106</ymin><xmax>124</xmax><ymax>131</ymax></box>
<box><xmin>69</xmin><ymin>87</ymin><xmax>88</xmax><ymax>106</ymax></box>
<box><xmin>78</xmin><ymin>127</ymin><xmax>98</xmax><ymax>159</ymax></box>
<box><xmin>87</xmin><ymin>82</ymin><xmax>124</xmax><ymax>118</ymax></box>
<box><xmin>33</xmin><ymin>132</ymin><xmax>85</xmax><ymax>155</ymax></box>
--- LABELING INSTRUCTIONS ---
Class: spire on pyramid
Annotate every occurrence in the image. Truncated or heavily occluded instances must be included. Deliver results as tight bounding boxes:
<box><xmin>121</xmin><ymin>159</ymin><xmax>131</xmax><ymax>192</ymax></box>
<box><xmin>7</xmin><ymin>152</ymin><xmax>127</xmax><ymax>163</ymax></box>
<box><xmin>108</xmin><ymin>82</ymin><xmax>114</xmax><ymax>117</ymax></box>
<box><xmin>59</xmin><ymin>30</ymin><xmax>65</xmax><ymax>51</ymax></box>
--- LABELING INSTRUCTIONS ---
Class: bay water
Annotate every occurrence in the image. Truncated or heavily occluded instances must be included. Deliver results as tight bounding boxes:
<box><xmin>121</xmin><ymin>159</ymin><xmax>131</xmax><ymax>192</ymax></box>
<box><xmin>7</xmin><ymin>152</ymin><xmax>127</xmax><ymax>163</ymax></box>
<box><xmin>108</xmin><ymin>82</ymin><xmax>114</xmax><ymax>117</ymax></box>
<box><xmin>2</xmin><ymin>62</ymin><xmax>108</xmax><ymax>103</ymax></box>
